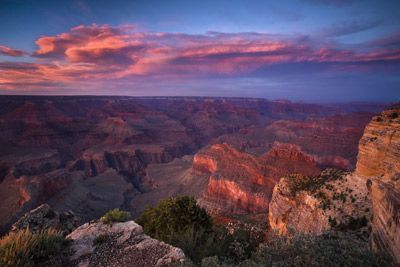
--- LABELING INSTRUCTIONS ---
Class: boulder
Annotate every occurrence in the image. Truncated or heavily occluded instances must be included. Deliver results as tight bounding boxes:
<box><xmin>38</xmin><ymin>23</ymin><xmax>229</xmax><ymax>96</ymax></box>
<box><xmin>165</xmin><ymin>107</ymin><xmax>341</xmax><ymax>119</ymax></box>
<box><xmin>67</xmin><ymin>220</ymin><xmax>186</xmax><ymax>267</ymax></box>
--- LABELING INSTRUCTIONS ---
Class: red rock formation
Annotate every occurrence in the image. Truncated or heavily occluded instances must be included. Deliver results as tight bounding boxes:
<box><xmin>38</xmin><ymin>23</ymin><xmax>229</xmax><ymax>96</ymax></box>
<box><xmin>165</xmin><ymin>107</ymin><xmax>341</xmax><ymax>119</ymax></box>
<box><xmin>355</xmin><ymin>106</ymin><xmax>400</xmax><ymax>264</ymax></box>
<box><xmin>217</xmin><ymin>112</ymin><xmax>373</xmax><ymax>169</ymax></box>
<box><xmin>195</xmin><ymin>142</ymin><xmax>324</xmax><ymax>217</ymax></box>
<box><xmin>195</xmin><ymin>144</ymin><xmax>271</xmax><ymax>215</ymax></box>
<box><xmin>260</xmin><ymin>142</ymin><xmax>321</xmax><ymax>182</ymax></box>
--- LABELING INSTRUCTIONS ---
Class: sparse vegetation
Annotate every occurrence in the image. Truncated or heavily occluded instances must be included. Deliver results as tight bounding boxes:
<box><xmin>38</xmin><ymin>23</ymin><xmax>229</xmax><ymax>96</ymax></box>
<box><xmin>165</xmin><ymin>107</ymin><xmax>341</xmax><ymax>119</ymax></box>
<box><xmin>336</xmin><ymin>216</ymin><xmax>368</xmax><ymax>232</ymax></box>
<box><xmin>389</xmin><ymin>112</ymin><xmax>398</xmax><ymax>119</ymax></box>
<box><xmin>0</xmin><ymin>228</ymin><xmax>69</xmax><ymax>267</ymax></box>
<box><xmin>249</xmin><ymin>232</ymin><xmax>391</xmax><ymax>267</ymax></box>
<box><xmin>93</xmin><ymin>234</ymin><xmax>109</xmax><ymax>246</ymax></box>
<box><xmin>100</xmin><ymin>209</ymin><xmax>131</xmax><ymax>225</ymax></box>
<box><xmin>286</xmin><ymin>169</ymin><xmax>346</xmax><ymax>197</ymax></box>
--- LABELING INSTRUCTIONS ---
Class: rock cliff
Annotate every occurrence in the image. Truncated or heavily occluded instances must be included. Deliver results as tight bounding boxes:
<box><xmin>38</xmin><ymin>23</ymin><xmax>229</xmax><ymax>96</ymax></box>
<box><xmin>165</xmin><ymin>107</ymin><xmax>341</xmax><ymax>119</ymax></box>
<box><xmin>269</xmin><ymin>169</ymin><xmax>371</xmax><ymax>236</ymax></box>
<box><xmin>269</xmin><ymin>105</ymin><xmax>400</xmax><ymax>264</ymax></box>
<box><xmin>195</xmin><ymin>142</ymin><xmax>324</xmax><ymax>219</ymax></box>
<box><xmin>355</xmin><ymin>105</ymin><xmax>400</xmax><ymax>263</ymax></box>
<box><xmin>195</xmin><ymin>143</ymin><xmax>272</xmax><ymax>216</ymax></box>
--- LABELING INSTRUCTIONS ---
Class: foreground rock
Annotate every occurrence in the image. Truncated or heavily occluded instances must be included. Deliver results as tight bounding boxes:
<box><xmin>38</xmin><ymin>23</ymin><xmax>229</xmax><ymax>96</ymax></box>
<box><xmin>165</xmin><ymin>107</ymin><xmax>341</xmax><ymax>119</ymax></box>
<box><xmin>355</xmin><ymin>105</ymin><xmax>400</xmax><ymax>264</ymax></box>
<box><xmin>11</xmin><ymin>203</ymin><xmax>79</xmax><ymax>235</ymax></box>
<box><xmin>67</xmin><ymin>220</ymin><xmax>186</xmax><ymax>267</ymax></box>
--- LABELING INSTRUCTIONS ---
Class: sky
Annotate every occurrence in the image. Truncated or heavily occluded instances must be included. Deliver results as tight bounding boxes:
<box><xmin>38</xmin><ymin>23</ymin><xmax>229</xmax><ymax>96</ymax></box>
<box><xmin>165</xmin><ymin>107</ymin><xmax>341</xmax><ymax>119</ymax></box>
<box><xmin>0</xmin><ymin>0</ymin><xmax>399</xmax><ymax>102</ymax></box>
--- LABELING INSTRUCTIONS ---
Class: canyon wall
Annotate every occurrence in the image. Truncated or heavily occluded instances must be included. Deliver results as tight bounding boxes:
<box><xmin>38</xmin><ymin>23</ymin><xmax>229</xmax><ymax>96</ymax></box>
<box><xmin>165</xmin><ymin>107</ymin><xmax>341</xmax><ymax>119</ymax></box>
<box><xmin>356</xmin><ymin>106</ymin><xmax>400</xmax><ymax>263</ymax></box>
<box><xmin>268</xmin><ymin>104</ymin><xmax>400</xmax><ymax>264</ymax></box>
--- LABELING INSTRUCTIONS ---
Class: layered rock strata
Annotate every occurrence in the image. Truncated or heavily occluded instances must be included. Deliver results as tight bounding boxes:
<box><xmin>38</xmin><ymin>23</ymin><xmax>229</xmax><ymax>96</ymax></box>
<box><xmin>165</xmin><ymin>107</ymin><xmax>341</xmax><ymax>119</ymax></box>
<box><xmin>355</xmin><ymin>106</ymin><xmax>400</xmax><ymax>263</ymax></box>
<box><xmin>269</xmin><ymin>169</ymin><xmax>371</xmax><ymax>236</ymax></box>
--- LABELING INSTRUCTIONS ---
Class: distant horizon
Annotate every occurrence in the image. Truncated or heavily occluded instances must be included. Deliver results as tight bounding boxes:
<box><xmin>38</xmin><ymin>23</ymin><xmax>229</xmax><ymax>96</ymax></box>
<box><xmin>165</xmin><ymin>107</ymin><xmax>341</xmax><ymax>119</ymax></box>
<box><xmin>0</xmin><ymin>93</ymin><xmax>395</xmax><ymax>105</ymax></box>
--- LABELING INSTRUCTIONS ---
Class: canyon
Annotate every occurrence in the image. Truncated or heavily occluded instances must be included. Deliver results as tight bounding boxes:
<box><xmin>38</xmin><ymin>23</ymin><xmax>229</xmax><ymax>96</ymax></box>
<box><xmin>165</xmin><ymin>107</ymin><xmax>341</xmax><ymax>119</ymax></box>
<box><xmin>268</xmin><ymin>104</ymin><xmax>400</xmax><ymax>264</ymax></box>
<box><xmin>0</xmin><ymin>96</ymin><xmax>387</xmax><ymax>234</ymax></box>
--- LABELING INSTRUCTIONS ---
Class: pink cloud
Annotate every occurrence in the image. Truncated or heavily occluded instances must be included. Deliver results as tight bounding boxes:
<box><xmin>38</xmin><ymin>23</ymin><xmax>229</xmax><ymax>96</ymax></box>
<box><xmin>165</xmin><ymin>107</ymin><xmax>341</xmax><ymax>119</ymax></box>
<box><xmin>0</xmin><ymin>45</ymin><xmax>28</xmax><ymax>57</ymax></box>
<box><xmin>1</xmin><ymin>24</ymin><xmax>399</xmax><ymax>91</ymax></box>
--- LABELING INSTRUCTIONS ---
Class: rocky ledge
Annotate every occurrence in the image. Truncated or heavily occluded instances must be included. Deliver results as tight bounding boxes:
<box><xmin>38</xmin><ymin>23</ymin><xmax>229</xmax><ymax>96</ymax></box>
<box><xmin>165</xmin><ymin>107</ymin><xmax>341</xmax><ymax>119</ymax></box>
<box><xmin>67</xmin><ymin>220</ymin><xmax>186</xmax><ymax>267</ymax></box>
<box><xmin>11</xmin><ymin>203</ymin><xmax>80</xmax><ymax>235</ymax></box>
<box><xmin>269</xmin><ymin>169</ymin><xmax>371</xmax><ymax>236</ymax></box>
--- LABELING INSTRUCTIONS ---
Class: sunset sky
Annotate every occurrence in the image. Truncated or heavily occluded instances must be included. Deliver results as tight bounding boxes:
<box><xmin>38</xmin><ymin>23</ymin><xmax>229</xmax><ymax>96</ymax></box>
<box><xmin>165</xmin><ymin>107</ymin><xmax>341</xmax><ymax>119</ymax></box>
<box><xmin>0</xmin><ymin>0</ymin><xmax>399</xmax><ymax>101</ymax></box>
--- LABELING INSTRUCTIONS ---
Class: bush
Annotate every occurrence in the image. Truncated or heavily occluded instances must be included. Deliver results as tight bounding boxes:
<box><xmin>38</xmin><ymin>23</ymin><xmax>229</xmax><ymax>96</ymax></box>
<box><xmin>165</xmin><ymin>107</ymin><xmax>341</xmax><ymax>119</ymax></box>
<box><xmin>251</xmin><ymin>232</ymin><xmax>391</xmax><ymax>267</ymax></box>
<box><xmin>0</xmin><ymin>228</ymin><xmax>69</xmax><ymax>267</ymax></box>
<box><xmin>137</xmin><ymin>196</ymin><xmax>264</xmax><ymax>264</ymax></box>
<box><xmin>138</xmin><ymin>196</ymin><xmax>213</xmax><ymax>243</ymax></box>
<box><xmin>100</xmin><ymin>209</ymin><xmax>131</xmax><ymax>224</ymax></box>
<box><xmin>137</xmin><ymin>196</ymin><xmax>214</xmax><ymax>262</ymax></box>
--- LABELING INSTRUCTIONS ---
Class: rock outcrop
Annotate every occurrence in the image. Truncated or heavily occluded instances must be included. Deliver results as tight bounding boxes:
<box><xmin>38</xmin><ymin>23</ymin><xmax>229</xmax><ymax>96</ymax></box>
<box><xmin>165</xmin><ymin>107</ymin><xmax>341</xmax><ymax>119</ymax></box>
<box><xmin>269</xmin><ymin>169</ymin><xmax>371</xmax><ymax>235</ymax></box>
<box><xmin>67</xmin><ymin>220</ymin><xmax>186</xmax><ymax>267</ymax></box>
<box><xmin>355</xmin><ymin>106</ymin><xmax>400</xmax><ymax>263</ymax></box>
<box><xmin>11</xmin><ymin>203</ymin><xmax>80</xmax><ymax>235</ymax></box>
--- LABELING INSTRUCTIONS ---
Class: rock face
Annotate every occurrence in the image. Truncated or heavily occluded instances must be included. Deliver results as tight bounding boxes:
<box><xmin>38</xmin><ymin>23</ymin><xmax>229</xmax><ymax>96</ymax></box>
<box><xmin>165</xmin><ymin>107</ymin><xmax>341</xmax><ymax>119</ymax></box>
<box><xmin>217</xmin><ymin>112</ymin><xmax>373</xmax><ymax>169</ymax></box>
<box><xmin>196</xmin><ymin>143</ymin><xmax>273</xmax><ymax>216</ymax></box>
<box><xmin>67</xmin><ymin>220</ymin><xmax>186</xmax><ymax>267</ymax></box>
<box><xmin>11</xmin><ymin>203</ymin><xmax>80</xmax><ymax>235</ymax></box>
<box><xmin>269</xmin><ymin>169</ymin><xmax>371</xmax><ymax>235</ymax></box>
<box><xmin>259</xmin><ymin>142</ymin><xmax>321</xmax><ymax>182</ymax></box>
<box><xmin>355</xmin><ymin>106</ymin><xmax>400</xmax><ymax>263</ymax></box>
<box><xmin>355</xmin><ymin>107</ymin><xmax>400</xmax><ymax>182</ymax></box>
<box><xmin>195</xmin><ymin>143</ymin><xmax>325</xmax><ymax>219</ymax></box>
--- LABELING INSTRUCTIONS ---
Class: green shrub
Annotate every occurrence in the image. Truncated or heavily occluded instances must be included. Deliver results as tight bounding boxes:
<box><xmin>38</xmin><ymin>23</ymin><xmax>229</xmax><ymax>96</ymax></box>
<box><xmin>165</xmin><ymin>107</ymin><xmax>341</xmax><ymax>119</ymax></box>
<box><xmin>0</xmin><ymin>228</ymin><xmax>69</xmax><ymax>267</ymax></box>
<box><xmin>137</xmin><ymin>196</ymin><xmax>214</xmax><ymax>262</ymax></box>
<box><xmin>137</xmin><ymin>196</ymin><xmax>213</xmax><ymax>243</ymax></box>
<box><xmin>100</xmin><ymin>209</ymin><xmax>131</xmax><ymax>224</ymax></box>
<box><xmin>137</xmin><ymin>196</ymin><xmax>264</xmax><ymax>263</ymax></box>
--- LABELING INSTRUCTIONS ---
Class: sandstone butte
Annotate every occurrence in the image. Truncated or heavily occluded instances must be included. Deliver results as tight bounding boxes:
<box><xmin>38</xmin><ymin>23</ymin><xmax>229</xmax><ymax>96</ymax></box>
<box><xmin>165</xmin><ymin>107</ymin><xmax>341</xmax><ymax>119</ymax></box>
<box><xmin>268</xmin><ymin>104</ymin><xmax>400</xmax><ymax>264</ymax></box>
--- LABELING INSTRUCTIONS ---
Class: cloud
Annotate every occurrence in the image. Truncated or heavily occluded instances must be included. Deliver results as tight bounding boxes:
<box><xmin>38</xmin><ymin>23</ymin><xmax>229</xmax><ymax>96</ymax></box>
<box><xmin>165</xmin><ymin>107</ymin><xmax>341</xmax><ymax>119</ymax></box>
<box><xmin>1</xmin><ymin>24</ymin><xmax>399</xmax><ymax>92</ymax></box>
<box><xmin>0</xmin><ymin>45</ymin><xmax>28</xmax><ymax>57</ymax></box>
<box><xmin>320</xmin><ymin>20</ymin><xmax>382</xmax><ymax>37</ymax></box>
